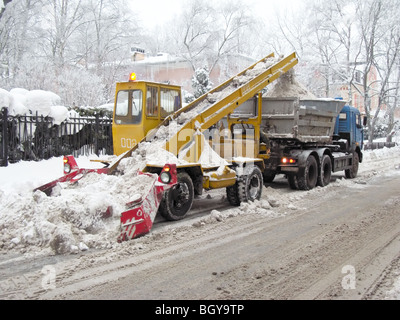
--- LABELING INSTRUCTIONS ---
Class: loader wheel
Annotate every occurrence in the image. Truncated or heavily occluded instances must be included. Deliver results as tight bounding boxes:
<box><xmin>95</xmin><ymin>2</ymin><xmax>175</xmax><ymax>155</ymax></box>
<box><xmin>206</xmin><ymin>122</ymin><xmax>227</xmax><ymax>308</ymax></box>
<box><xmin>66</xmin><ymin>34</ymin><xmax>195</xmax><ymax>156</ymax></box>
<box><xmin>345</xmin><ymin>152</ymin><xmax>359</xmax><ymax>179</ymax></box>
<box><xmin>226</xmin><ymin>183</ymin><xmax>240</xmax><ymax>206</ymax></box>
<box><xmin>297</xmin><ymin>155</ymin><xmax>318</xmax><ymax>191</ymax></box>
<box><xmin>317</xmin><ymin>155</ymin><xmax>332</xmax><ymax>187</ymax></box>
<box><xmin>226</xmin><ymin>166</ymin><xmax>263</xmax><ymax>206</ymax></box>
<box><xmin>159</xmin><ymin>172</ymin><xmax>194</xmax><ymax>221</ymax></box>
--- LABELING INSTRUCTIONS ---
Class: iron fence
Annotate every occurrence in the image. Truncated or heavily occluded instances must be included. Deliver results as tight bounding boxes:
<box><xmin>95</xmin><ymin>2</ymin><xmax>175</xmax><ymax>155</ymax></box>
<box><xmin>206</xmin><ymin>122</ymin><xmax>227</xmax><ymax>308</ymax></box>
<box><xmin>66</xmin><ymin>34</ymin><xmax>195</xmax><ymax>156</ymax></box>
<box><xmin>0</xmin><ymin>107</ymin><xmax>113</xmax><ymax>167</ymax></box>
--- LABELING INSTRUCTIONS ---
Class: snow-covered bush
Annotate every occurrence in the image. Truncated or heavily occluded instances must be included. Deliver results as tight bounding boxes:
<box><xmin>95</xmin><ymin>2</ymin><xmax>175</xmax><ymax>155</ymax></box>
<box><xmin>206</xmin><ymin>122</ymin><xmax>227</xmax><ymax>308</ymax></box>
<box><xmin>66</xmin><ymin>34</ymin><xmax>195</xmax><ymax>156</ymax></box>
<box><xmin>192</xmin><ymin>67</ymin><xmax>213</xmax><ymax>99</ymax></box>
<box><xmin>183</xmin><ymin>89</ymin><xmax>195</xmax><ymax>104</ymax></box>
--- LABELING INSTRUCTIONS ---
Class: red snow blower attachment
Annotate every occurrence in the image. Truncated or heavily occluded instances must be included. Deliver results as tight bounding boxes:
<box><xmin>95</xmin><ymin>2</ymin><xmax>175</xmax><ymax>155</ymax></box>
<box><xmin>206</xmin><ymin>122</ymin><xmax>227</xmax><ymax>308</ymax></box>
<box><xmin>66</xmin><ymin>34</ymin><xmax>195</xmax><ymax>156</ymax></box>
<box><xmin>118</xmin><ymin>164</ymin><xmax>178</xmax><ymax>242</ymax></box>
<box><xmin>34</xmin><ymin>155</ymin><xmax>109</xmax><ymax>196</ymax></box>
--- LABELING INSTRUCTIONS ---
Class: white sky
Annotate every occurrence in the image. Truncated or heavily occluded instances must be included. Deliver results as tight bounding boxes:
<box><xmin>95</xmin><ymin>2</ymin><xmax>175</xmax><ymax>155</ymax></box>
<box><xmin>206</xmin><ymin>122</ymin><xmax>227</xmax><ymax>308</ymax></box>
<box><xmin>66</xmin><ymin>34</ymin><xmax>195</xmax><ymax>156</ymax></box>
<box><xmin>129</xmin><ymin>0</ymin><xmax>301</xmax><ymax>29</ymax></box>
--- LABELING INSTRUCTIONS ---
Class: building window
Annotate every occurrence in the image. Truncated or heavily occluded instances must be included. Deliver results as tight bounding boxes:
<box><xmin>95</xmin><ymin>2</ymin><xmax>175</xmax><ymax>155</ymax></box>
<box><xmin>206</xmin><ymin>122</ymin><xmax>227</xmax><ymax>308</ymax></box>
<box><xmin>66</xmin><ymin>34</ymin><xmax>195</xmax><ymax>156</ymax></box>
<box><xmin>355</xmin><ymin>71</ymin><xmax>361</xmax><ymax>84</ymax></box>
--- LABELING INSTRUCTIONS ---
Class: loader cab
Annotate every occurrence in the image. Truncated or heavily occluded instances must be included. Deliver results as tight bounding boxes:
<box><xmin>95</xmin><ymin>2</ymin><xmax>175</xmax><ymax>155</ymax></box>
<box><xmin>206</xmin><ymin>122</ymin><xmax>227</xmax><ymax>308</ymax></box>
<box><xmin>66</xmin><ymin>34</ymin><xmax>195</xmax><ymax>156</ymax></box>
<box><xmin>334</xmin><ymin>105</ymin><xmax>364</xmax><ymax>153</ymax></box>
<box><xmin>112</xmin><ymin>75</ymin><xmax>182</xmax><ymax>155</ymax></box>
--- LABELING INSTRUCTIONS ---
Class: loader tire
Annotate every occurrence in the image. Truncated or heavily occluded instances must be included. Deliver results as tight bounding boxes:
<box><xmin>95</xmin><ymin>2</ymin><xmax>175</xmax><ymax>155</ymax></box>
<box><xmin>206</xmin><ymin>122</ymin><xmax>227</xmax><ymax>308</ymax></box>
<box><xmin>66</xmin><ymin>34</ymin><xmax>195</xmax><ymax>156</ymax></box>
<box><xmin>226</xmin><ymin>183</ymin><xmax>240</xmax><ymax>206</ymax></box>
<box><xmin>159</xmin><ymin>172</ymin><xmax>194</xmax><ymax>221</ymax></box>
<box><xmin>297</xmin><ymin>155</ymin><xmax>318</xmax><ymax>191</ymax></box>
<box><xmin>226</xmin><ymin>166</ymin><xmax>263</xmax><ymax>206</ymax></box>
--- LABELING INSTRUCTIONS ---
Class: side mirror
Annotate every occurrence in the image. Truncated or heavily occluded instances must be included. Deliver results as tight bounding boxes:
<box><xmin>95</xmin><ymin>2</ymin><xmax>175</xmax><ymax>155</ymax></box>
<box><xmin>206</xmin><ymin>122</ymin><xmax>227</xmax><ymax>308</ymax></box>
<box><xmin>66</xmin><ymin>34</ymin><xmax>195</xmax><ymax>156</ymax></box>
<box><xmin>363</xmin><ymin>116</ymin><xmax>368</xmax><ymax>127</ymax></box>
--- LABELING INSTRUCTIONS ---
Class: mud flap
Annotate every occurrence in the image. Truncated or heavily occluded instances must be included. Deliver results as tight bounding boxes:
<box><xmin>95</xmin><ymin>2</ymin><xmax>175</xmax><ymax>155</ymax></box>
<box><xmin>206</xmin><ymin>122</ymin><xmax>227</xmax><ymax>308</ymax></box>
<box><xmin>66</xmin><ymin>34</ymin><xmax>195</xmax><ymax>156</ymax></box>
<box><xmin>117</xmin><ymin>164</ymin><xmax>178</xmax><ymax>242</ymax></box>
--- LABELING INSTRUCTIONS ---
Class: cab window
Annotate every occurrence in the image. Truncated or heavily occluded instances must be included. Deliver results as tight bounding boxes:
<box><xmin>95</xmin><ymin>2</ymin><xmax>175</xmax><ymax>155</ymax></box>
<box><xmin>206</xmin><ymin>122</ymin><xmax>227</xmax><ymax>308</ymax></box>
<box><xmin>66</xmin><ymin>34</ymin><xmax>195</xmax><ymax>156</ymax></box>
<box><xmin>146</xmin><ymin>86</ymin><xmax>159</xmax><ymax>117</ymax></box>
<box><xmin>115</xmin><ymin>90</ymin><xmax>143</xmax><ymax>125</ymax></box>
<box><xmin>160</xmin><ymin>88</ymin><xmax>181</xmax><ymax>118</ymax></box>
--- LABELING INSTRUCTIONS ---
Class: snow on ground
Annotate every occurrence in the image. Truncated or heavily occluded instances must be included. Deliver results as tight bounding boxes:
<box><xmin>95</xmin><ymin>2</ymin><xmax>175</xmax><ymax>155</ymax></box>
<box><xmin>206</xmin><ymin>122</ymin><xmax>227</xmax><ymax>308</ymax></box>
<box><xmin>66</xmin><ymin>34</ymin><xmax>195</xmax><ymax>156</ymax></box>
<box><xmin>0</xmin><ymin>143</ymin><xmax>399</xmax><ymax>297</ymax></box>
<box><xmin>1</xmin><ymin>66</ymin><xmax>400</xmax><ymax>297</ymax></box>
<box><xmin>385</xmin><ymin>275</ymin><xmax>400</xmax><ymax>300</ymax></box>
<box><xmin>0</xmin><ymin>144</ymin><xmax>398</xmax><ymax>252</ymax></box>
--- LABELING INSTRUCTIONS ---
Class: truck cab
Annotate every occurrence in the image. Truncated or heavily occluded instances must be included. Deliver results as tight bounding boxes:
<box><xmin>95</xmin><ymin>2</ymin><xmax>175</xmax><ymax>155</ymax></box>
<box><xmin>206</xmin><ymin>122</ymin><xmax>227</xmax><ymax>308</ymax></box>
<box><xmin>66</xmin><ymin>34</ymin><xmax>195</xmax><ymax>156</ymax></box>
<box><xmin>333</xmin><ymin>105</ymin><xmax>364</xmax><ymax>162</ymax></box>
<box><xmin>112</xmin><ymin>74</ymin><xmax>183</xmax><ymax>156</ymax></box>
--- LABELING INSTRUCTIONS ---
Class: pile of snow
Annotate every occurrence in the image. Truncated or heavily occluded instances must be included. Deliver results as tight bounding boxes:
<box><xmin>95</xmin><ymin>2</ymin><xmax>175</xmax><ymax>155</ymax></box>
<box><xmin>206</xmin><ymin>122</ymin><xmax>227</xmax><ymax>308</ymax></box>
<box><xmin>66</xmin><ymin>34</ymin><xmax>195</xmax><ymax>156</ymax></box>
<box><xmin>0</xmin><ymin>87</ymin><xmax>70</xmax><ymax>125</ymax></box>
<box><xmin>265</xmin><ymin>68</ymin><xmax>316</xmax><ymax>99</ymax></box>
<box><xmin>362</xmin><ymin>144</ymin><xmax>400</xmax><ymax>164</ymax></box>
<box><xmin>0</xmin><ymin>156</ymin><xmax>156</xmax><ymax>254</ymax></box>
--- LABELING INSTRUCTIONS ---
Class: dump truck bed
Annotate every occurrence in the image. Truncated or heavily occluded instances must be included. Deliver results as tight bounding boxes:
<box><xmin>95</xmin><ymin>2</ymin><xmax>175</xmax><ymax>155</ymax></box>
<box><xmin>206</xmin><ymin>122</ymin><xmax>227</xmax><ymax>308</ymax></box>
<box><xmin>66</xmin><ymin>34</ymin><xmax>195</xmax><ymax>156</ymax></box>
<box><xmin>259</xmin><ymin>97</ymin><xmax>346</xmax><ymax>144</ymax></box>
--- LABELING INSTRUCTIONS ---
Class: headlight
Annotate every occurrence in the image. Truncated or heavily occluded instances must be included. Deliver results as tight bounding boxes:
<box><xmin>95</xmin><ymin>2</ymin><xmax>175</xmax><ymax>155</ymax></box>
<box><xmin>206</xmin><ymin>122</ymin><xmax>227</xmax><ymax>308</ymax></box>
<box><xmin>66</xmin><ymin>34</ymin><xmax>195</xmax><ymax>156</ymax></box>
<box><xmin>64</xmin><ymin>163</ymin><xmax>71</xmax><ymax>174</ymax></box>
<box><xmin>160</xmin><ymin>172</ymin><xmax>171</xmax><ymax>184</ymax></box>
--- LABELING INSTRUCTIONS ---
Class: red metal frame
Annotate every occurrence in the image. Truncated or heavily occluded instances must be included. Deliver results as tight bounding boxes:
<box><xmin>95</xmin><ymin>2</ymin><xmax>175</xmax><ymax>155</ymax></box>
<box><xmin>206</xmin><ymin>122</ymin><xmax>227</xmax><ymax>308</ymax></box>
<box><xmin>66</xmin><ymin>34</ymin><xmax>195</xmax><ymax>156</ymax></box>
<box><xmin>118</xmin><ymin>164</ymin><xmax>178</xmax><ymax>242</ymax></box>
<box><xmin>34</xmin><ymin>156</ymin><xmax>109</xmax><ymax>196</ymax></box>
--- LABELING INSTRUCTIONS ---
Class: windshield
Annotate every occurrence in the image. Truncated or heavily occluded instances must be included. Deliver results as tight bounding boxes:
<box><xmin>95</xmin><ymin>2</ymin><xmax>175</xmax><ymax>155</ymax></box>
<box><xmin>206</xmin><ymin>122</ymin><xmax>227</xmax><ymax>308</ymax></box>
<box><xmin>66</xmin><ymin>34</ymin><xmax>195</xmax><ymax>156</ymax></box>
<box><xmin>115</xmin><ymin>90</ymin><xmax>143</xmax><ymax>125</ymax></box>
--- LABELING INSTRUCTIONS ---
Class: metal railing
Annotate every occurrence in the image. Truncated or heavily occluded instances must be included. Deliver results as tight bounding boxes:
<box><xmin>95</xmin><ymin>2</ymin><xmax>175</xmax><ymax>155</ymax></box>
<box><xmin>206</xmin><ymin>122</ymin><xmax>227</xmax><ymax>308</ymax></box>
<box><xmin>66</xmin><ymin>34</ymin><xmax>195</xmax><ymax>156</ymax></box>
<box><xmin>1</xmin><ymin>107</ymin><xmax>113</xmax><ymax>167</ymax></box>
<box><xmin>364</xmin><ymin>141</ymin><xmax>397</xmax><ymax>150</ymax></box>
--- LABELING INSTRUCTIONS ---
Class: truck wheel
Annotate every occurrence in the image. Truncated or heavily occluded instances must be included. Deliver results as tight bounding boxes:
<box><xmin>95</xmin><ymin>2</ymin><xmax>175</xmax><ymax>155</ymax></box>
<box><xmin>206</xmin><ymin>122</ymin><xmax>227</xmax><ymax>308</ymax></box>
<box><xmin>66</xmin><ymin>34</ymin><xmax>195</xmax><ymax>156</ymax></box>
<box><xmin>263</xmin><ymin>170</ymin><xmax>276</xmax><ymax>184</ymax></box>
<box><xmin>159</xmin><ymin>172</ymin><xmax>194</xmax><ymax>221</ymax></box>
<box><xmin>298</xmin><ymin>155</ymin><xmax>318</xmax><ymax>190</ymax></box>
<box><xmin>226</xmin><ymin>166</ymin><xmax>263</xmax><ymax>206</ymax></box>
<box><xmin>345</xmin><ymin>153</ymin><xmax>359</xmax><ymax>179</ymax></box>
<box><xmin>287</xmin><ymin>174</ymin><xmax>299</xmax><ymax>190</ymax></box>
<box><xmin>317</xmin><ymin>155</ymin><xmax>332</xmax><ymax>187</ymax></box>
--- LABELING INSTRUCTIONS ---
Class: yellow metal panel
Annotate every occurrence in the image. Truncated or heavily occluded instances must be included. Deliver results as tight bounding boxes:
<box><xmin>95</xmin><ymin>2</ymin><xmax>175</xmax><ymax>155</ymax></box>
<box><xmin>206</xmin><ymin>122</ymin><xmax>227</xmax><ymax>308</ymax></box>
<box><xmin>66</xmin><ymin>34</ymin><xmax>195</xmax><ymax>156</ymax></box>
<box><xmin>164</xmin><ymin>52</ymin><xmax>298</xmax><ymax>162</ymax></box>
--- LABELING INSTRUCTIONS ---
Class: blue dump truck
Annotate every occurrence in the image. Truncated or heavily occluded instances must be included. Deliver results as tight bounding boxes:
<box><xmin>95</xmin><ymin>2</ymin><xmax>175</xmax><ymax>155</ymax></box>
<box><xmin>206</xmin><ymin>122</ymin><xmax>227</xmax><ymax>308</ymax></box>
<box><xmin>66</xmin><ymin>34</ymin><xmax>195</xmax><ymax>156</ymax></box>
<box><xmin>231</xmin><ymin>97</ymin><xmax>365</xmax><ymax>190</ymax></box>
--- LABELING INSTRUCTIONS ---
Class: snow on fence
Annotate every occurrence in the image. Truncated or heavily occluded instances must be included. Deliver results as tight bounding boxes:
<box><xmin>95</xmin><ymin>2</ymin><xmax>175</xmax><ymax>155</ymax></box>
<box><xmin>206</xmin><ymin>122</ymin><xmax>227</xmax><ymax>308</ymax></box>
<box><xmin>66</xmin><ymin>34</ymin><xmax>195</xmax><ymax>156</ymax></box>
<box><xmin>364</xmin><ymin>141</ymin><xmax>397</xmax><ymax>150</ymax></box>
<box><xmin>0</xmin><ymin>107</ymin><xmax>113</xmax><ymax>167</ymax></box>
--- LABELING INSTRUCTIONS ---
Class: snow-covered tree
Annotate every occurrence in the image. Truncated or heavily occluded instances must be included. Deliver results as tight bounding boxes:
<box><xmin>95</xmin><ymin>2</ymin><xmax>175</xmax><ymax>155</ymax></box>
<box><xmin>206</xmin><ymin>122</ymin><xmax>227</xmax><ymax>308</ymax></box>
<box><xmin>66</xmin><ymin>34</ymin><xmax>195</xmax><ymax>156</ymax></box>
<box><xmin>192</xmin><ymin>67</ymin><xmax>213</xmax><ymax>99</ymax></box>
<box><xmin>352</xmin><ymin>0</ymin><xmax>400</xmax><ymax>143</ymax></box>
<box><xmin>0</xmin><ymin>0</ymin><xmax>140</xmax><ymax>107</ymax></box>
<box><xmin>183</xmin><ymin>89</ymin><xmax>195</xmax><ymax>104</ymax></box>
<box><xmin>165</xmin><ymin>0</ymin><xmax>252</xmax><ymax>74</ymax></box>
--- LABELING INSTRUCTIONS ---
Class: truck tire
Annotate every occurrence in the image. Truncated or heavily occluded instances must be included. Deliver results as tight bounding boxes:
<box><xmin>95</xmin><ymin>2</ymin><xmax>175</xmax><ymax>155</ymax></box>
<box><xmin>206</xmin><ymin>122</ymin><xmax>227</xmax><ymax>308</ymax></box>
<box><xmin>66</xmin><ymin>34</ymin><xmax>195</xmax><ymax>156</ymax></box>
<box><xmin>287</xmin><ymin>174</ymin><xmax>299</xmax><ymax>190</ymax></box>
<box><xmin>345</xmin><ymin>152</ymin><xmax>359</xmax><ymax>179</ymax></box>
<box><xmin>297</xmin><ymin>155</ymin><xmax>318</xmax><ymax>190</ymax></box>
<box><xmin>263</xmin><ymin>170</ymin><xmax>276</xmax><ymax>184</ymax></box>
<box><xmin>226</xmin><ymin>166</ymin><xmax>263</xmax><ymax>206</ymax></box>
<box><xmin>317</xmin><ymin>155</ymin><xmax>332</xmax><ymax>187</ymax></box>
<box><xmin>159</xmin><ymin>172</ymin><xmax>194</xmax><ymax>221</ymax></box>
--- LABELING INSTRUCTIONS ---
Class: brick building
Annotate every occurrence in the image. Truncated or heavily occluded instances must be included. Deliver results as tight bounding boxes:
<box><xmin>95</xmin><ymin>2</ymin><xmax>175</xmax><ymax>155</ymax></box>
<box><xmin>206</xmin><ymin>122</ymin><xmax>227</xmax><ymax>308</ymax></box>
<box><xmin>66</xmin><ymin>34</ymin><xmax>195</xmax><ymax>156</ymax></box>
<box><xmin>124</xmin><ymin>49</ymin><xmax>256</xmax><ymax>93</ymax></box>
